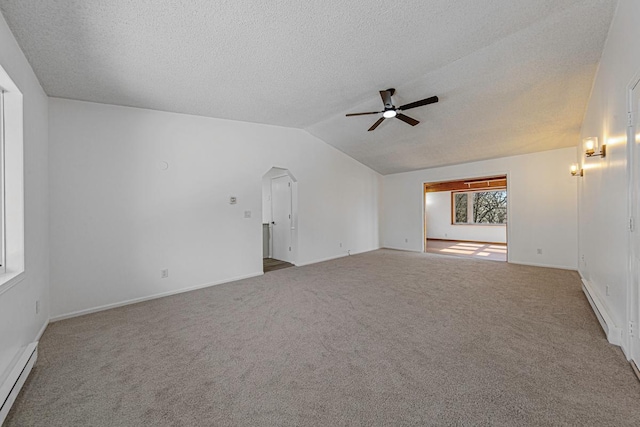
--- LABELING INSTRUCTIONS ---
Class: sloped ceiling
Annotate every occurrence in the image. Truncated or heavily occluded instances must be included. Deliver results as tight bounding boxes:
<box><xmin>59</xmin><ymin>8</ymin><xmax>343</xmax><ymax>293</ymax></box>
<box><xmin>0</xmin><ymin>0</ymin><xmax>617</xmax><ymax>174</ymax></box>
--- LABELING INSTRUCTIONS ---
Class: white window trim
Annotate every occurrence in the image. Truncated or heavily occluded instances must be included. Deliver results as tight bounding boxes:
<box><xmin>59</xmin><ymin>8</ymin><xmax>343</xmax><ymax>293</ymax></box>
<box><xmin>0</xmin><ymin>89</ymin><xmax>5</xmax><ymax>274</ymax></box>
<box><xmin>0</xmin><ymin>64</ymin><xmax>25</xmax><ymax>294</ymax></box>
<box><xmin>452</xmin><ymin>188</ymin><xmax>507</xmax><ymax>226</ymax></box>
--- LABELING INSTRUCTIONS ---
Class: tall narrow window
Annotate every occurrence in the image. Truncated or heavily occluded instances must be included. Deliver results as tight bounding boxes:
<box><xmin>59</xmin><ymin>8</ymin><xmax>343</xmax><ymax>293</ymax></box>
<box><xmin>454</xmin><ymin>193</ymin><xmax>468</xmax><ymax>223</ymax></box>
<box><xmin>0</xmin><ymin>89</ymin><xmax>5</xmax><ymax>273</ymax></box>
<box><xmin>0</xmin><ymin>64</ymin><xmax>25</xmax><ymax>289</ymax></box>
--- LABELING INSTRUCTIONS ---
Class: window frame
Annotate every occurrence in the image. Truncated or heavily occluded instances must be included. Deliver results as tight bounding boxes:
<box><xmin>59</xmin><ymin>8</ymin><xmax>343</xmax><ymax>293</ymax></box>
<box><xmin>0</xmin><ymin>63</ymin><xmax>25</xmax><ymax>295</ymax></box>
<box><xmin>0</xmin><ymin>88</ymin><xmax>5</xmax><ymax>273</ymax></box>
<box><xmin>451</xmin><ymin>188</ymin><xmax>507</xmax><ymax>226</ymax></box>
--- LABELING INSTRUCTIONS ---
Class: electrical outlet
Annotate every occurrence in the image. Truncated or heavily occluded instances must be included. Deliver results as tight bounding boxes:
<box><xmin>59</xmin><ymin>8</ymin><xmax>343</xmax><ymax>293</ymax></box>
<box><xmin>161</xmin><ymin>269</ymin><xmax>169</xmax><ymax>279</ymax></box>
<box><xmin>35</xmin><ymin>300</ymin><xmax>40</xmax><ymax>314</ymax></box>
<box><xmin>536</xmin><ymin>248</ymin><xmax>542</xmax><ymax>255</ymax></box>
<box><xmin>244</xmin><ymin>210</ymin><xmax>251</xmax><ymax>218</ymax></box>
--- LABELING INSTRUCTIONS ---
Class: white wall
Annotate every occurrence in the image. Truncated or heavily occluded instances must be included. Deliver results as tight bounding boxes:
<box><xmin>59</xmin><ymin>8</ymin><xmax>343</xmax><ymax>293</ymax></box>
<box><xmin>0</xmin><ymin>15</ymin><xmax>49</xmax><ymax>385</ymax></box>
<box><xmin>425</xmin><ymin>191</ymin><xmax>507</xmax><ymax>243</ymax></box>
<box><xmin>577</xmin><ymin>0</ymin><xmax>639</xmax><ymax>353</ymax></box>
<box><xmin>383</xmin><ymin>147</ymin><xmax>578</xmax><ymax>269</ymax></box>
<box><xmin>48</xmin><ymin>99</ymin><xmax>382</xmax><ymax>319</ymax></box>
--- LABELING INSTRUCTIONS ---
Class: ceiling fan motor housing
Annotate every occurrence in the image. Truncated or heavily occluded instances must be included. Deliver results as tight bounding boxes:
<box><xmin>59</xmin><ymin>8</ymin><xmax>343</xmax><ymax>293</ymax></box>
<box><xmin>384</xmin><ymin>88</ymin><xmax>396</xmax><ymax>108</ymax></box>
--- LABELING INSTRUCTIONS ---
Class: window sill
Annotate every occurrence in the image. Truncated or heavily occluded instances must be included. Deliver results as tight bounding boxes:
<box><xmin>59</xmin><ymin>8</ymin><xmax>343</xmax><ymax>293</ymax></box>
<box><xmin>0</xmin><ymin>270</ymin><xmax>26</xmax><ymax>296</ymax></box>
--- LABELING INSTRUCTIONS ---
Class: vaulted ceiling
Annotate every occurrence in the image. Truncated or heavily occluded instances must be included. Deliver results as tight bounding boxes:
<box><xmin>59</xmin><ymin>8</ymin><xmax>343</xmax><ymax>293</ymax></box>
<box><xmin>0</xmin><ymin>0</ymin><xmax>617</xmax><ymax>174</ymax></box>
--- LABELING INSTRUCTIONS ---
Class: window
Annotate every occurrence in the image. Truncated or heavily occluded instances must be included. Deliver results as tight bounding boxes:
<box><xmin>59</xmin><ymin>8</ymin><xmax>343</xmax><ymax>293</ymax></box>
<box><xmin>0</xmin><ymin>63</ymin><xmax>25</xmax><ymax>291</ymax></box>
<box><xmin>452</xmin><ymin>190</ymin><xmax>507</xmax><ymax>225</ymax></box>
<box><xmin>454</xmin><ymin>192</ymin><xmax>468</xmax><ymax>223</ymax></box>
<box><xmin>0</xmin><ymin>89</ymin><xmax>4</xmax><ymax>273</ymax></box>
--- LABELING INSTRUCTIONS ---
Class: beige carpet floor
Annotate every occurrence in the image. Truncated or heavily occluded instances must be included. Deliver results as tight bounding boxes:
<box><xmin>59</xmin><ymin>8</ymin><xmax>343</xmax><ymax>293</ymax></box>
<box><xmin>6</xmin><ymin>249</ymin><xmax>640</xmax><ymax>426</ymax></box>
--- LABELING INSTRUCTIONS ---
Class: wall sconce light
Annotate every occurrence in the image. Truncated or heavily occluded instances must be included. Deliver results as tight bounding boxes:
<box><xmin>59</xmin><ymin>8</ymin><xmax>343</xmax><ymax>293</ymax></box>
<box><xmin>584</xmin><ymin>137</ymin><xmax>606</xmax><ymax>158</ymax></box>
<box><xmin>570</xmin><ymin>164</ymin><xmax>583</xmax><ymax>177</ymax></box>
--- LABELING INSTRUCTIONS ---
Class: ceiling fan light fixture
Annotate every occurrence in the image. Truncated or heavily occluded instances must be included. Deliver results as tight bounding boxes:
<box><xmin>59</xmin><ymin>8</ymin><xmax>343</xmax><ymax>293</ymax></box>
<box><xmin>346</xmin><ymin>89</ymin><xmax>438</xmax><ymax>131</ymax></box>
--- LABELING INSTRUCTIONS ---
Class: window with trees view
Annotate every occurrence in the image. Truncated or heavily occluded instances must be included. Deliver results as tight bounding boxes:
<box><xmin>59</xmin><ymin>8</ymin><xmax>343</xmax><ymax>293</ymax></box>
<box><xmin>453</xmin><ymin>190</ymin><xmax>507</xmax><ymax>224</ymax></box>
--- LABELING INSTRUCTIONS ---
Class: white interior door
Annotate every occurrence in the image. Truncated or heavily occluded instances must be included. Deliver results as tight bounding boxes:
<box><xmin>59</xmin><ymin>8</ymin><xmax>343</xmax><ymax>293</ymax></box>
<box><xmin>271</xmin><ymin>175</ymin><xmax>292</xmax><ymax>263</ymax></box>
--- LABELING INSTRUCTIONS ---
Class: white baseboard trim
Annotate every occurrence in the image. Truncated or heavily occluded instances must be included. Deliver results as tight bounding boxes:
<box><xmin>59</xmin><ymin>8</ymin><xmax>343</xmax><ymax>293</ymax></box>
<box><xmin>631</xmin><ymin>360</ymin><xmax>640</xmax><ymax>382</ymax></box>
<box><xmin>581</xmin><ymin>276</ymin><xmax>623</xmax><ymax>346</ymax></box>
<box><xmin>295</xmin><ymin>253</ymin><xmax>347</xmax><ymax>267</ymax></box>
<box><xmin>295</xmin><ymin>248</ymin><xmax>379</xmax><ymax>267</ymax></box>
<box><xmin>0</xmin><ymin>342</ymin><xmax>37</xmax><ymax>425</ymax></box>
<box><xmin>351</xmin><ymin>248</ymin><xmax>380</xmax><ymax>256</ymax></box>
<box><xmin>508</xmin><ymin>260</ymin><xmax>577</xmax><ymax>271</ymax></box>
<box><xmin>382</xmin><ymin>246</ymin><xmax>423</xmax><ymax>253</ymax></box>
<box><xmin>50</xmin><ymin>271</ymin><xmax>264</xmax><ymax>322</ymax></box>
<box><xmin>35</xmin><ymin>319</ymin><xmax>49</xmax><ymax>342</ymax></box>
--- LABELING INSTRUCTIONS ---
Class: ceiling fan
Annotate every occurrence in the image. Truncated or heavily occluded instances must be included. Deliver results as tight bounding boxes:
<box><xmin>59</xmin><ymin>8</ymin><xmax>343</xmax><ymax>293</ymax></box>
<box><xmin>346</xmin><ymin>88</ymin><xmax>438</xmax><ymax>131</ymax></box>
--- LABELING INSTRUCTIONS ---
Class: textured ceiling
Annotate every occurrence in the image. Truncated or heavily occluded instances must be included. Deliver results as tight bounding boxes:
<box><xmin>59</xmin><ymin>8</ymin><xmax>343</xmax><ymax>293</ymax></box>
<box><xmin>0</xmin><ymin>0</ymin><xmax>617</xmax><ymax>174</ymax></box>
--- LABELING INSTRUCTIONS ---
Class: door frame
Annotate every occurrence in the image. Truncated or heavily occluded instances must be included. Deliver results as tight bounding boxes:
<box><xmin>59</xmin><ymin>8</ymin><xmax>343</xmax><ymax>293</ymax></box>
<box><xmin>422</xmin><ymin>171</ymin><xmax>511</xmax><ymax>262</ymax></box>
<box><xmin>261</xmin><ymin>167</ymin><xmax>298</xmax><ymax>266</ymax></box>
<box><xmin>626</xmin><ymin>71</ymin><xmax>640</xmax><ymax>363</ymax></box>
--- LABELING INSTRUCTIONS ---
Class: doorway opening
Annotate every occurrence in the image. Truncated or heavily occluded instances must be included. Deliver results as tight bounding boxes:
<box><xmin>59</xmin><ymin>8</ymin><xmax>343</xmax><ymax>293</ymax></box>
<box><xmin>262</xmin><ymin>167</ymin><xmax>298</xmax><ymax>273</ymax></box>
<box><xmin>423</xmin><ymin>175</ymin><xmax>508</xmax><ymax>262</ymax></box>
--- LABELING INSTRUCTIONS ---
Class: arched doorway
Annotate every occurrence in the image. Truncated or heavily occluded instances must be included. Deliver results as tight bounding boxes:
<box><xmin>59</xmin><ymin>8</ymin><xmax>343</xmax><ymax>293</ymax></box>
<box><xmin>261</xmin><ymin>167</ymin><xmax>298</xmax><ymax>272</ymax></box>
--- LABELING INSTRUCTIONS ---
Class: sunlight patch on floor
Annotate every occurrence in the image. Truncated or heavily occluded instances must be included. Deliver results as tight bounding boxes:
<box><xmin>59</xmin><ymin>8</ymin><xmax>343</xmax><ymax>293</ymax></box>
<box><xmin>440</xmin><ymin>248</ymin><xmax>475</xmax><ymax>255</ymax></box>
<box><xmin>425</xmin><ymin>240</ymin><xmax>507</xmax><ymax>262</ymax></box>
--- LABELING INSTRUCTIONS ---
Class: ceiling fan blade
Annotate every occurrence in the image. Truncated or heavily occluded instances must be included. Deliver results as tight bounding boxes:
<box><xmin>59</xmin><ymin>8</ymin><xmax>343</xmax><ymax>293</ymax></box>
<box><xmin>396</xmin><ymin>113</ymin><xmax>419</xmax><ymax>126</ymax></box>
<box><xmin>398</xmin><ymin>96</ymin><xmax>439</xmax><ymax>111</ymax></box>
<box><xmin>346</xmin><ymin>111</ymin><xmax>382</xmax><ymax>117</ymax></box>
<box><xmin>379</xmin><ymin>90</ymin><xmax>394</xmax><ymax>108</ymax></box>
<box><xmin>368</xmin><ymin>117</ymin><xmax>385</xmax><ymax>131</ymax></box>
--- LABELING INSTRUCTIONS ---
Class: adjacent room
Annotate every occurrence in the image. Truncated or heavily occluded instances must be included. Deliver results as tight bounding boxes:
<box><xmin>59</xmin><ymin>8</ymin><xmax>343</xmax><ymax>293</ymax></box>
<box><xmin>424</xmin><ymin>176</ymin><xmax>508</xmax><ymax>262</ymax></box>
<box><xmin>1</xmin><ymin>1</ymin><xmax>640</xmax><ymax>425</ymax></box>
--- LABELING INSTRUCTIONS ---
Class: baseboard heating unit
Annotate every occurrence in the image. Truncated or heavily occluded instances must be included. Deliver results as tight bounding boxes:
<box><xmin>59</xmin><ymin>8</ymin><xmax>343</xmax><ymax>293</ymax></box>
<box><xmin>0</xmin><ymin>343</ymin><xmax>37</xmax><ymax>425</ymax></box>
<box><xmin>581</xmin><ymin>278</ymin><xmax>622</xmax><ymax>346</ymax></box>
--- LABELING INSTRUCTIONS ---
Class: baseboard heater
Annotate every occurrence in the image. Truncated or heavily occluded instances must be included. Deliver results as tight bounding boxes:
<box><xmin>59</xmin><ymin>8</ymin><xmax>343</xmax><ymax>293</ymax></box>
<box><xmin>0</xmin><ymin>342</ymin><xmax>38</xmax><ymax>425</ymax></box>
<box><xmin>581</xmin><ymin>278</ymin><xmax>622</xmax><ymax>346</ymax></box>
